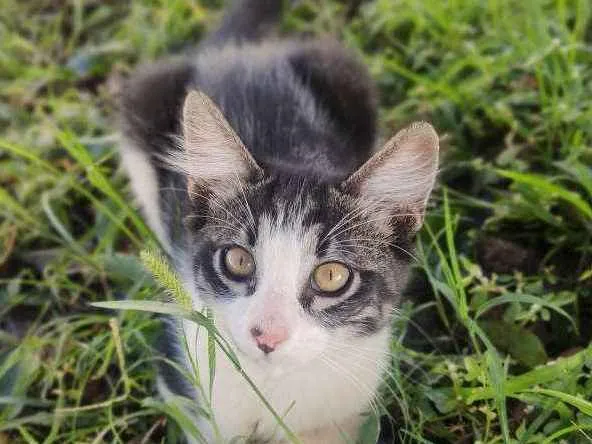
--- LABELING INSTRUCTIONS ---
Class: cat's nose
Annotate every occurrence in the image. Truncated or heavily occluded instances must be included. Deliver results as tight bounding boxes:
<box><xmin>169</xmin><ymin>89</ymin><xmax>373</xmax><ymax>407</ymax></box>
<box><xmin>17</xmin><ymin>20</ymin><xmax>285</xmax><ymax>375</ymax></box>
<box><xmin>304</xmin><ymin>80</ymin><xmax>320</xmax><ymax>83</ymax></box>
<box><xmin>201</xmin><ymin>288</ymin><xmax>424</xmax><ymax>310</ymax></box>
<box><xmin>250</xmin><ymin>325</ymin><xmax>288</xmax><ymax>354</ymax></box>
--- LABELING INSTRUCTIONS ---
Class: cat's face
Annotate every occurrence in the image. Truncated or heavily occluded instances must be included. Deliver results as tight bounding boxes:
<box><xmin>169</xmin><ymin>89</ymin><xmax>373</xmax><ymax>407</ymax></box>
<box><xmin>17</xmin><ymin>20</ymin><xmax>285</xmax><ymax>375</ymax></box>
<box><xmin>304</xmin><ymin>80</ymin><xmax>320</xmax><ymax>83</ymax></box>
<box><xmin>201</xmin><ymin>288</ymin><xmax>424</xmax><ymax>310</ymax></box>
<box><xmin>177</xmin><ymin>91</ymin><xmax>438</xmax><ymax>370</ymax></box>
<box><xmin>187</xmin><ymin>177</ymin><xmax>414</xmax><ymax>368</ymax></box>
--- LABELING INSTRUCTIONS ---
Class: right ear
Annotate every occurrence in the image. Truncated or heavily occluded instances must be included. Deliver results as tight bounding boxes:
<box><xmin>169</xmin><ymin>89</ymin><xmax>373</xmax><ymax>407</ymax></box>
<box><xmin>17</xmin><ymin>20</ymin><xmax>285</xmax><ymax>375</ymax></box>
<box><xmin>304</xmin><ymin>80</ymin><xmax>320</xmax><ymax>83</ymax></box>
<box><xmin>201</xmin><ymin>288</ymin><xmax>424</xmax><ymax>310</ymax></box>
<box><xmin>342</xmin><ymin>122</ymin><xmax>439</xmax><ymax>232</ymax></box>
<box><xmin>178</xmin><ymin>90</ymin><xmax>263</xmax><ymax>196</ymax></box>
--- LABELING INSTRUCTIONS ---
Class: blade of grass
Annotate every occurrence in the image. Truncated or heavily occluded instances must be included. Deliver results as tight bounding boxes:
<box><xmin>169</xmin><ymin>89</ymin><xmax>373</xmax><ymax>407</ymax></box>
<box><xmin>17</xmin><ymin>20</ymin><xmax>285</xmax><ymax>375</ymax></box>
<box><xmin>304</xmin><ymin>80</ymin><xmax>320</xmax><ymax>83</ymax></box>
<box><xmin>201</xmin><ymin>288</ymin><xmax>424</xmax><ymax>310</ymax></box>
<box><xmin>56</xmin><ymin>130</ymin><xmax>156</xmax><ymax>243</ymax></box>
<box><xmin>475</xmin><ymin>293</ymin><xmax>577</xmax><ymax>332</ymax></box>
<box><xmin>496</xmin><ymin>169</ymin><xmax>592</xmax><ymax>219</ymax></box>
<box><xmin>523</xmin><ymin>388</ymin><xmax>592</xmax><ymax>416</ymax></box>
<box><xmin>541</xmin><ymin>424</ymin><xmax>592</xmax><ymax>444</ymax></box>
<box><xmin>0</xmin><ymin>138</ymin><xmax>145</xmax><ymax>247</ymax></box>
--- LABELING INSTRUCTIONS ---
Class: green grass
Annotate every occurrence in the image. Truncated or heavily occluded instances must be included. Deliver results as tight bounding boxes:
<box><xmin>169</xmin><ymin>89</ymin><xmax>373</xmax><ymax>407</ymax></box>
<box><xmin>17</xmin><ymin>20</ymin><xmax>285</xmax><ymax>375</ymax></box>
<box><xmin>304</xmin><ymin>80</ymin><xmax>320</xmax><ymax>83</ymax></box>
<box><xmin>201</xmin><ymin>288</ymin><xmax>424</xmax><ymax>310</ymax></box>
<box><xmin>1</xmin><ymin>0</ymin><xmax>591</xmax><ymax>442</ymax></box>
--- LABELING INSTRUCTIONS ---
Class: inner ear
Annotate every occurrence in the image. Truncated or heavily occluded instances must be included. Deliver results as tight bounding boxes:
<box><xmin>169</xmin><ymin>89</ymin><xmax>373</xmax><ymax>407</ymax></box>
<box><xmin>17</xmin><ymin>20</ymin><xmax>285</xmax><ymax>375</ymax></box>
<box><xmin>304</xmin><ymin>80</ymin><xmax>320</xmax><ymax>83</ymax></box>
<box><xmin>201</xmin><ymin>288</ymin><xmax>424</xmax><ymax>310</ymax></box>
<box><xmin>342</xmin><ymin>121</ymin><xmax>439</xmax><ymax>231</ymax></box>
<box><xmin>176</xmin><ymin>90</ymin><xmax>263</xmax><ymax>195</ymax></box>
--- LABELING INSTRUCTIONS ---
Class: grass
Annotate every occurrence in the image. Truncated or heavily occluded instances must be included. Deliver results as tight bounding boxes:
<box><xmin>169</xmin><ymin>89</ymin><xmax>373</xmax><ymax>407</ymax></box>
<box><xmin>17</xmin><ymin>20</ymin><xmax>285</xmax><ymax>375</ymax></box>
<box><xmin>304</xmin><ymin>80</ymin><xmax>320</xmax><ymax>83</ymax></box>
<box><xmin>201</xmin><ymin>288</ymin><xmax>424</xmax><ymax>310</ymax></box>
<box><xmin>1</xmin><ymin>0</ymin><xmax>591</xmax><ymax>442</ymax></box>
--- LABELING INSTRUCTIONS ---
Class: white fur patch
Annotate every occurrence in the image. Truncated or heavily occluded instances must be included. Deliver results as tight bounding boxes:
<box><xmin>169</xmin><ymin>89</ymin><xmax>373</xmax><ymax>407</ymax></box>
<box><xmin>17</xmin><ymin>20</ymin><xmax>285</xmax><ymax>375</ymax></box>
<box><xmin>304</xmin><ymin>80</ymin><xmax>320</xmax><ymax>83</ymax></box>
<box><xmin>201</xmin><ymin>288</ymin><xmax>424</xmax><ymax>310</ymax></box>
<box><xmin>222</xmin><ymin>212</ymin><xmax>323</xmax><ymax>367</ymax></box>
<box><xmin>118</xmin><ymin>137</ymin><xmax>170</xmax><ymax>251</ymax></box>
<box><xmin>167</xmin><ymin>211</ymin><xmax>392</xmax><ymax>442</ymax></box>
<box><xmin>176</xmin><ymin>319</ymin><xmax>391</xmax><ymax>443</ymax></box>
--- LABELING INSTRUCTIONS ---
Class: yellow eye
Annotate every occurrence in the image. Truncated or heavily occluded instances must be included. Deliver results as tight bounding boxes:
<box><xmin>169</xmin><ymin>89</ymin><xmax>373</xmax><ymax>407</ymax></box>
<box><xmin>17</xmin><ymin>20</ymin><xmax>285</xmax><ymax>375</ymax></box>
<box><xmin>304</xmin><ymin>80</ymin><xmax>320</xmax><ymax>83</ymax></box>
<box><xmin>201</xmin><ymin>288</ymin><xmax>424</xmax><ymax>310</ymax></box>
<box><xmin>313</xmin><ymin>262</ymin><xmax>351</xmax><ymax>293</ymax></box>
<box><xmin>224</xmin><ymin>246</ymin><xmax>255</xmax><ymax>278</ymax></box>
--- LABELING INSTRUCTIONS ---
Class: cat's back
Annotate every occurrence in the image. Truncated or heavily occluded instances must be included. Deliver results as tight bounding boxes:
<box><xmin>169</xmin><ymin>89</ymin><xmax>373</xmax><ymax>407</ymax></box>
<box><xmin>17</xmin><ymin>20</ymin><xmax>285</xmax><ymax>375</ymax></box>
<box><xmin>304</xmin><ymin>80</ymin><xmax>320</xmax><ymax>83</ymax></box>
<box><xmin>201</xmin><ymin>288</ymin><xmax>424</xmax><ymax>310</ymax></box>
<box><xmin>121</xmin><ymin>38</ymin><xmax>377</xmax><ymax>183</ymax></box>
<box><xmin>194</xmin><ymin>42</ymin><xmax>336</xmax><ymax>175</ymax></box>
<box><xmin>192</xmin><ymin>40</ymin><xmax>377</xmax><ymax>180</ymax></box>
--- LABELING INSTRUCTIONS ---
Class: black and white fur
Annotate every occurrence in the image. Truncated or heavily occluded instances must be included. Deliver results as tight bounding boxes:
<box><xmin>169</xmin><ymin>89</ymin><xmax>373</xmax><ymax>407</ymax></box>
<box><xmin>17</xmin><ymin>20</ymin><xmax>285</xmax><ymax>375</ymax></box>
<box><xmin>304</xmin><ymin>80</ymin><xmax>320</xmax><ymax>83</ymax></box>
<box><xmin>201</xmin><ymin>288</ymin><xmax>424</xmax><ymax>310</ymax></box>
<box><xmin>118</xmin><ymin>1</ymin><xmax>439</xmax><ymax>442</ymax></box>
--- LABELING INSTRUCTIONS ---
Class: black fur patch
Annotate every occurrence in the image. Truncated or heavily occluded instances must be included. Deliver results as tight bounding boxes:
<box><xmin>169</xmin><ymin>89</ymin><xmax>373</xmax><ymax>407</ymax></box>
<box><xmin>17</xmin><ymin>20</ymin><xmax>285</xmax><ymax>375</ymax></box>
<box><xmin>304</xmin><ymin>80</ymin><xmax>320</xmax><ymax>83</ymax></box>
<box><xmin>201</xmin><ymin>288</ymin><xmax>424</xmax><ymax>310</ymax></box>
<box><xmin>288</xmin><ymin>40</ymin><xmax>377</xmax><ymax>158</ymax></box>
<box><xmin>155</xmin><ymin>317</ymin><xmax>197</xmax><ymax>398</ymax></box>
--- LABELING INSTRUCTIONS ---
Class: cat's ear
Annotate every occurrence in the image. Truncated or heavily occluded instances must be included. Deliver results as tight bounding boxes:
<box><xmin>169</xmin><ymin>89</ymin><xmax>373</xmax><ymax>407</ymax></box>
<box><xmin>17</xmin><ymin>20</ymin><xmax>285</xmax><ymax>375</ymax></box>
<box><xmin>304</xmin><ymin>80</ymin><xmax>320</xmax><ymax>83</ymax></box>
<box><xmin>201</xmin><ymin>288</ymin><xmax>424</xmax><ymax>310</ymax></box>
<box><xmin>342</xmin><ymin>122</ymin><xmax>439</xmax><ymax>231</ymax></box>
<box><xmin>180</xmin><ymin>90</ymin><xmax>263</xmax><ymax>195</ymax></box>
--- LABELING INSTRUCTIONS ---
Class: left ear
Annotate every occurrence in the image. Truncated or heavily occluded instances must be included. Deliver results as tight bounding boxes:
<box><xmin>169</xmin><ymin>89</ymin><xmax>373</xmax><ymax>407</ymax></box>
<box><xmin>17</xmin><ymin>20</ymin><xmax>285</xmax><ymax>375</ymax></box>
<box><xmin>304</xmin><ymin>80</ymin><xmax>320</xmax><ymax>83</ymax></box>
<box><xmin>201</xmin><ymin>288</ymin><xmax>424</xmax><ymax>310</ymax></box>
<box><xmin>342</xmin><ymin>122</ymin><xmax>439</xmax><ymax>231</ymax></box>
<box><xmin>179</xmin><ymin>90</ymin><xmax>263</xmax><ymax>196</ymax></box>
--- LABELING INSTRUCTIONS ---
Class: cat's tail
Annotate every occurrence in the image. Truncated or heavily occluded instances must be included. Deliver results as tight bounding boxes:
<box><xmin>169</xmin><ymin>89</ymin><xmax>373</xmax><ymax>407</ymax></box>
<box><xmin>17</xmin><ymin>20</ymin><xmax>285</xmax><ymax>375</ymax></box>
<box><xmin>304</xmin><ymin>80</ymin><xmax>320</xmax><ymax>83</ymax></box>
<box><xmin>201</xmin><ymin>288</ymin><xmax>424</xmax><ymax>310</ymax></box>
<box><xmin>201</xmin><ymin>0</ymin><xmax>288</xmax><ymax>47</ymax></box>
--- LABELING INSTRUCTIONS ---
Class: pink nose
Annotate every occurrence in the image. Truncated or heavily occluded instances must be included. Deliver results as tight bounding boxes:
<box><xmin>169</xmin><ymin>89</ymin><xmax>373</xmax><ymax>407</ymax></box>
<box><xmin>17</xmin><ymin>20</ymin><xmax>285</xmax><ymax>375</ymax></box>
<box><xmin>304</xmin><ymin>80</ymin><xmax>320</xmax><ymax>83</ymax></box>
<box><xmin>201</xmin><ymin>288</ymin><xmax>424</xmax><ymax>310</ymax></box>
<box><xmin>250</xmin><ymin>326</ymin><xmax>289</xmax><ymax>354</ymax></box>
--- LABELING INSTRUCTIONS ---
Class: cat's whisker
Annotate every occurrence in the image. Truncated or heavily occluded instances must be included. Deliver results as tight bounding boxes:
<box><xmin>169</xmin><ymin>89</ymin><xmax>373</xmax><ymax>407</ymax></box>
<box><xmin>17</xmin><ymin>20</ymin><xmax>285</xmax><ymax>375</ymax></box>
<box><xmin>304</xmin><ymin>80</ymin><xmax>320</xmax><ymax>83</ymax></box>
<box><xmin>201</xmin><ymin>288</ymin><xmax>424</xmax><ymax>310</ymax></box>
<box><xmin>158</xmin><ymin>185</ymin><xmax>188</xmax><ymax>193</ymax></box>
<box><xmin>282</xmin><ymin>333</ymin><xmax>392</xmax><ymax>358</ymax></box>
<box><xmin>330</xmin><ymin>219</ymin><xmax>408</xmax><ymax>243</ymax></box>
<box><xmin>328</xmin><ymin>234</ymin><xmax>419</xmax><ymax>263</ymax></box>
<box><xmin>329</xmin><ymin>237</ymin><xmax>386</xmax><ymax>244</ymax></box>
<box><xmin>201</xmin><ymin>224</ymin><xmax>242</xmax><ymax>234</ymax></box>
<box><xmin>189</xmin><ymin>214</ymin><xmax>243</xmax><ymax>235</ymax></box>
<box><xmin>325</xmin><ymin>357</ymin><xmax>398</xmax><ymax>426</ymax></box>
<box><xmin>320</xmin><ymin>197</ymin><xmax>383</xmax><ymax>244</ymax></box>
<box><xmin>321</xmin><ymin>197</ymin><xmax>392</xmax><ymax>245</ymax></box>
<box><xmin>322</xmin><ymin>347</ymin><xmax>411</xmax><ymax>411</ymax></box>
<box><xmin>318</xmin><ymin>356</ymin><xmax>376</xmax><ymax>416</ymax></box>
<box><xmin>189</xmin><ymin>189</ymin><xmax>252</xmax><ymax>235</ymax></box>
<box><xmin>230</xmin><ymin>171</ymin><xmax>257</xmax><ymax>234</ymax></box>
<box><xmin>384</xmin><ymin>307</ymin><xmax>451</xmax><ymax>355</ymax></box>
<box><xmin>389</xmin><ymin>244</ymin><xmax>419</xmax><ymax>262</ymax></box>
<box><xmin>323</xmin><ymin>345</ymin><xmax>391</xmax><ymax>368</ymax></box>
<box><xmin>318</xmin><ymin>355</ymin><xmax>382</xmax><ymax>421</ymax></box>
<box><xmin>324</xmin><ymin>340</ymin><xmax>433</xmax><ymax>385</ymax></box>
<box><xmin>327</xmin><ymin>245</ymin><xmax>385</xmax><ymax>257</ymax></box>
<box><xmin>329</xmin><ymin>212</ymin><xmax>420</xmax><ymax>240</ymax></box>
<box><xmin>184</xmin><ymin>214</ymin><xmax>238</xmax><ymax>231</ymax></box>
<box><xmin>323</xmin><ymin>342</ymin><xmax>391</xmax><ymax>360</ymax></box>
<box><xmin>322</xmin><ymin>342</ymin><xmax>425</xmax><ymax>418</ymax></box>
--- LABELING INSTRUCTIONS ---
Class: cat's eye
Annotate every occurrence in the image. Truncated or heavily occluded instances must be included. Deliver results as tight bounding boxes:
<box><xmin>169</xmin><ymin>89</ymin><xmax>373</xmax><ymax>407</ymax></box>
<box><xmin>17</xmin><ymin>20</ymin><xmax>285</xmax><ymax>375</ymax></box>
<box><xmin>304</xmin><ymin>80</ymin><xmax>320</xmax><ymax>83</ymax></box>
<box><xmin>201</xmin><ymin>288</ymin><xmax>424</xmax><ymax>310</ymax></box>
<box><xmin>313</xmin><ymin>262</ymin><xmax>351</xmax><ymax>293</ymax></box>
<box><xmin>223</xmin><ymin>246</ymin><xmax>255</xmax><ymax>278</ymax></box>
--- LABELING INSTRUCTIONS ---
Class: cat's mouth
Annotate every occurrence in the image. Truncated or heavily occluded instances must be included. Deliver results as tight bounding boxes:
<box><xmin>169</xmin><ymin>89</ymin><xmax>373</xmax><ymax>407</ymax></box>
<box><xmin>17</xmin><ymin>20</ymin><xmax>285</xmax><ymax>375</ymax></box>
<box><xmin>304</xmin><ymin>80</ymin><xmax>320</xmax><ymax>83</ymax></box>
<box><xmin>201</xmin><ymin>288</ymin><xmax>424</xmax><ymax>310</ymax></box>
<box><xmin>223</xmin><ymin>332</ymin><xmax>273</xmax><ymax>365</ymax></box>
<box><xmin>234</xmin><ymin>341</ymin><xmax>275</xmax><ymax>364</ymax></box>
<box><xmin>228</xmin><ymin>336</ymin><xmax>295</xmax><ymax>373</ymax></box>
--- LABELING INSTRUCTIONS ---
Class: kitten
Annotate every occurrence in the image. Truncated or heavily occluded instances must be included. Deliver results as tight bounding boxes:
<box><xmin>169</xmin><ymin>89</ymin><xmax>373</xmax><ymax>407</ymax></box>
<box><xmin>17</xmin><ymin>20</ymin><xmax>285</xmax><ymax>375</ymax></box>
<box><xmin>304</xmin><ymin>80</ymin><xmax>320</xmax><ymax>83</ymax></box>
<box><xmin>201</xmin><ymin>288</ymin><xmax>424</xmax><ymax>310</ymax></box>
<box><xmin>118</xmin><ymin>0</ymin><xmax>439</xmax><ymax>442</ymax></box>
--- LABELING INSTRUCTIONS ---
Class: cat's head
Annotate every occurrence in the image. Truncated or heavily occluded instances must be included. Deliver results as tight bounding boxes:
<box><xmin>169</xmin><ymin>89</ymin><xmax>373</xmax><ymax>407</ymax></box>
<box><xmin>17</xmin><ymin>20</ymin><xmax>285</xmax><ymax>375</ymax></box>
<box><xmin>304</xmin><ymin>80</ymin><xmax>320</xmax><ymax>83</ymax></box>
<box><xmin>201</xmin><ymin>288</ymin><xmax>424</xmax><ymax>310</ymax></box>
<box><xmin>176</xmin><ymin>91</ymin><xmax>438</xmax><ymax>369</ymax></box>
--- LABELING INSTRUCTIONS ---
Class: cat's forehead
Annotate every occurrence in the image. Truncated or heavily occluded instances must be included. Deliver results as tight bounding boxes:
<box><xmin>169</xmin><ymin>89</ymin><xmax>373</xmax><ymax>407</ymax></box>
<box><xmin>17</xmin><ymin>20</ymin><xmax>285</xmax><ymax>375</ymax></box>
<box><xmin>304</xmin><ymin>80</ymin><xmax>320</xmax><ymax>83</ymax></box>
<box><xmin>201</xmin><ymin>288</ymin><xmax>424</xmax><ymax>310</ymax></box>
<box><xmin>244</xmin><ymin>176</ymin><xmax>353</xmax><ymax>233</ymax></box>
<box><xmin>253</xmin><ymin>209</ymin><xmax>321</xmax><ymax>283</ymax></box>
<box><xmin>201</xmin><ymin>177</ymin><xmax>388</xmax><ymax>267</ymax></box>
<box><xmin>200</xmin><ymin>173</ymin><xmax>399</xmax><ymax>264</ymax></box>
